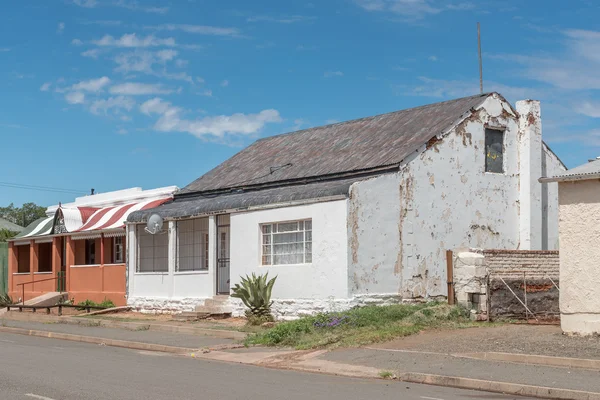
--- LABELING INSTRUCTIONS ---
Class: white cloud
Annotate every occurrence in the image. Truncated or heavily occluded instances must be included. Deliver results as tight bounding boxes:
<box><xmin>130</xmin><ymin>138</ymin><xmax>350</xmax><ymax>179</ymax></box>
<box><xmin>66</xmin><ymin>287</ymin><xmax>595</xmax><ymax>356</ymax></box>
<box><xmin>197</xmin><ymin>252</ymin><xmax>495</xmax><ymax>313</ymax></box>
<box><xmin>93</xmin><ymin>33</ymin><xmax>176</xmax><ymax>48</ymax></box>
<box><xmin>40</xmin><ymin>82</ymin><xmax>52</xmax><ymax>91</ymax></box>
<box><xmin>117</xmin><ymin>127</ymin><xmax>128</xmax><ymax>135</ymax></box>
<box><xmin>196</xmin><ymin>77</ymin><xmax>205</xmax><ymax>84</ymax></box>
<box><xmin>577</xmin><ymin>101</ymin><xmax>600</xmax><ymax>118</ymax></box>
<box><xmin>114</xmin><ymin>0</ymin><xmax>169</xmax><ymax>14</ymax></box>
<box><xmin>147</xmin><ymin>24</ymin><xmax>240</xmax><ymax>37</ymax></box>
<box><xmin>140</xmin><ymin>97</ymin><xmax>282</xmax><ymax>138</ymax></box>
<box><xmin>324</xmin><ymin>70</ymin><xmax>344</xmax><ymax>78</ymax></box>
<box><xmin>292</xmin><ymin>118</ymin><xmax>307</xmax><ymax>130</ymax></box>
<box><xmin>326</xmin><ymin>119</ymin><xmax>340</xmax><ymax>124</ymax></box>
<box><xmin>247</xmin><ymin>15</ymin><xmax>316</xmax><ymax>24</ymax></box>
<box><xmin>73</xmin><ymin>0</ymin><xmax>97</xmax><ymax>7</ymax></box>
<box><xmin>71</xmin><ymin>76</ymin><xmax>111</xmax><ymax>92</ymax></box>
<box><xmin>355</xmin><ymin>0</ymin><xmax>474</xmax><ymax>20</ymax></box>
<box><xmin>82</xmin><ymin>49</ymin><xmax>101</xmax><ymax>59</ymax></box>
<box><xmin>72</xmin><ymin>39</ymin><xmax>83</xmax><ymax>46</ymax></box>
<box><xmin>109</xmin><ymin>82</ymin><xmax>174</xmax><ymax>95</ymax></box>
<box><xmin>428</xmin><ymin>55</ymin><xmax>438</xmax><ymax>61</ymax></box>
<box><xmin>57</xmin><ymin>22</ymin><xmax>65</xmax><ymax>33</ymax></box>
<box><xmin>199</xmin><ymin>89</ymin><xmax>212</xmax><ymax>97</ymax></box>
<box><xmin>221</xmin><ymin>80</ymin><xmax>229</xmax><ymax>87</ymax></box>
<box><xmin>90</xmin><ymin>96</ymin><xmax>136</xmax><ymax>115</ymax></box>
<box><xmin>65</xmin><ymin>91</ymin><xmax>85</xmax><ymax>104</ymax></box>
<box><xmin>175</xmin><ymin>59</ymin><xmax>188</xmax><ymax>68</ymax></box>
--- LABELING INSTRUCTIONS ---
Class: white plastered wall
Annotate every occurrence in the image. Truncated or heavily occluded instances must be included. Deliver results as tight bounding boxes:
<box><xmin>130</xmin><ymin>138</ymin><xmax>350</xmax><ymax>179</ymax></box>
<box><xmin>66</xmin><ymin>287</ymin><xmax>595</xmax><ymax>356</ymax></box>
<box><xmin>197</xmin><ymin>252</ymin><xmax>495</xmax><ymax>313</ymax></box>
<box><xmin>559</xmin><ymin>179</ymin><xmax>600</xmax><ymax>335</ymax></box>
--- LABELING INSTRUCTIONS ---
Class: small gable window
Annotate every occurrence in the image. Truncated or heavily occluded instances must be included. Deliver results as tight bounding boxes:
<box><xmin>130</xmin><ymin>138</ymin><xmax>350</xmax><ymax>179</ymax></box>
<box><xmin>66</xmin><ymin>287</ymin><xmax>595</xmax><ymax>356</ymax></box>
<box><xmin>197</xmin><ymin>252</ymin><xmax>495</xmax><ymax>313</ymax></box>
<box><xmin>485</xmin><ymin>128</ymin><xmax>504</xmax><ymax>173</ymax></box>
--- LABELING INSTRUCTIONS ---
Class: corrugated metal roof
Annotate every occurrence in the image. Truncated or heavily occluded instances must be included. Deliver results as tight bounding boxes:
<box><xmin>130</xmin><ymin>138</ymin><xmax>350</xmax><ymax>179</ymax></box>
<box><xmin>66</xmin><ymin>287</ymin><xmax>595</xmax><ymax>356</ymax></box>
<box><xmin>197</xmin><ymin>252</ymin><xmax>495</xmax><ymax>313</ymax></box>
<box><xmin>128</xmin><ymin>177</ymin><xmax>361</xmax><ymax>223</ymax></box>
<box><xmin>540</xmin><ymin>159</ymin><xmax>600</xmax><ymax>182</ymax></box>
<box><xmin>78</xmin><ymin>198</ymin><xmax>171</xmax><ymax>231</ymax></box>
<box><xmin>179</xmin><ymin>93</ymin><xmax>490</xmax><ymax>195</ymax></box>
<box><xmin>13</xmin><ymin>217</ymin><xmax>53</xmax><ymax>239</ymax></box>
<box><xmin>0</xmin><ymin>217</ymin><xmax>24</xmax><ymax>232</ymax></box>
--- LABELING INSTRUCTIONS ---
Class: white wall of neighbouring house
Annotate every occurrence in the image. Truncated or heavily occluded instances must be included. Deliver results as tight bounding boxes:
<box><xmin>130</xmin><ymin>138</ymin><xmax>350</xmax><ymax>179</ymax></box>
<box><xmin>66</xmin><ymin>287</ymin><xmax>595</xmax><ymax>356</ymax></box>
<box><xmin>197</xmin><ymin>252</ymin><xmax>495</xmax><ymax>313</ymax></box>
<box><xmin>229</xmin><ymin>200</ymin><xmax>349</xmax><ymax>304</ymax></box>
<box><xmin>127</xmin><ymin>219</ymin><xmax>216</xmax><ymax>313</ymax></box>
<box><xmin>347</xmin><ymin>94</ymin><xmax>565</xmax><ymax>301</ymax></box>
<box><xmin>558</xmin><ymin>179</ymin><xmax>600</xmax><ymax>335</ymax></box>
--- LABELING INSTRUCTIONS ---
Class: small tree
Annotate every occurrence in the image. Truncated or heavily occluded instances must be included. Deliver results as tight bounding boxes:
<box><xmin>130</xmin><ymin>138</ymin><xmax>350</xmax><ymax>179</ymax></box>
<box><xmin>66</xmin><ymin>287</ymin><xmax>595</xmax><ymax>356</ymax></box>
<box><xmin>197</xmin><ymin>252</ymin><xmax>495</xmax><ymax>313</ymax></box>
<box><xmin>0</xmin><ymin>229</ymin><xmax>18</xmax><ymax>243</ymax></box>
<box><xmin>231</xmin><ymin>273</ymin><xmax>277</xmax><ymax>324</ymax></box>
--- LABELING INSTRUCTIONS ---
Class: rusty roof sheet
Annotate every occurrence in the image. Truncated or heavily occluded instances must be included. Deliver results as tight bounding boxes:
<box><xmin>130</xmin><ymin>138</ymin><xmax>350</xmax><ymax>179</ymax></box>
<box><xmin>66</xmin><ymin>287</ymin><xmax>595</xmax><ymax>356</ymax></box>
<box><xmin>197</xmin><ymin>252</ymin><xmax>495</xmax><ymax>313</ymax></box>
<box><xmin>179</xmin><ymin>93</ymin><xmax>490</xmax><ymax>194</ymax></box>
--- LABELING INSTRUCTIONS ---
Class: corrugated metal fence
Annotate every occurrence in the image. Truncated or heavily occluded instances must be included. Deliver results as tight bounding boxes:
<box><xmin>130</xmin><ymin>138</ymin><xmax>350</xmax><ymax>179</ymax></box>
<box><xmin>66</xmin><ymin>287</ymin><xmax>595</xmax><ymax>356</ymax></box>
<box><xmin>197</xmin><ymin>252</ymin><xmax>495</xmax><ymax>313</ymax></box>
<box><xmin>0</xmin><ymin>242</ymin><xmax>7</xmax><ymax>295</ymax></box>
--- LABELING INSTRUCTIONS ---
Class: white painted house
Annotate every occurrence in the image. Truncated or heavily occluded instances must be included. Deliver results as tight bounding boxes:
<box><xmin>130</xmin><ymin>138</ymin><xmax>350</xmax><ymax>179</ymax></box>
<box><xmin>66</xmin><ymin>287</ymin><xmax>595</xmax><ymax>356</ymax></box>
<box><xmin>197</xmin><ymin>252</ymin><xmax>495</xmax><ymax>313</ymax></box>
<box><xmin>126</xmin><ymin>93</ymin><xmax>566</xmax><ymax>318</ymax></box>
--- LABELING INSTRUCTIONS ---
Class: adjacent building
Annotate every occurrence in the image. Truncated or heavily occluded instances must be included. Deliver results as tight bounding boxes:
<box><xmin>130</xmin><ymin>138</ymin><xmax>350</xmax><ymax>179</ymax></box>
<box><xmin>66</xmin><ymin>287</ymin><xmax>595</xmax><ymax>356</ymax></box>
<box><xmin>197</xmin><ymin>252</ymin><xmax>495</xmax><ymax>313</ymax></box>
<box><xmin>541</xmin><ymin>158</ymin><xmax>600</xmax><ymax>335</ymax></box>
<box><xmin>126</xmin><ymin>92</ymin><xmax>566</xmax><ymax>318</ymax></box>
<box><xmin>7</xmin><ymin>186</ymin><xmax>177</xmax><ymax>305</ymax></box>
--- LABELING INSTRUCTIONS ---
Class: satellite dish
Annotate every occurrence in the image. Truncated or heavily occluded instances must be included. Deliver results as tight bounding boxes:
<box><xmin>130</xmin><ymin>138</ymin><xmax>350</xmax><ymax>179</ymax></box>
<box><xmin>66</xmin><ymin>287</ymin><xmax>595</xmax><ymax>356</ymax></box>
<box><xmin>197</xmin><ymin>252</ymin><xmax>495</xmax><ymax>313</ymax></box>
<box><xmin>145</xmin><ymin>214</ymin><xmax>164</xmax><ymax>235</ymax></box>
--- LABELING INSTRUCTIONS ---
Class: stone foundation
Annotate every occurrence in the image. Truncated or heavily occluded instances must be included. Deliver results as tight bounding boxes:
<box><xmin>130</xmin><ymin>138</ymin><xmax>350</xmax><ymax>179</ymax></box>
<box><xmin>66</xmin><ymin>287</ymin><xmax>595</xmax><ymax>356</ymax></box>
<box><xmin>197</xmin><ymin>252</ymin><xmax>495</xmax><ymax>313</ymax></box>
<box><xmin>128</xmin><ymin>297</ymin><xmax>210</xmax><ymax>314</ymax></box>
<box><xmin>228</xmin><ymin>293</ymin><xmax>414</xmax><ymax>320</ymax></box>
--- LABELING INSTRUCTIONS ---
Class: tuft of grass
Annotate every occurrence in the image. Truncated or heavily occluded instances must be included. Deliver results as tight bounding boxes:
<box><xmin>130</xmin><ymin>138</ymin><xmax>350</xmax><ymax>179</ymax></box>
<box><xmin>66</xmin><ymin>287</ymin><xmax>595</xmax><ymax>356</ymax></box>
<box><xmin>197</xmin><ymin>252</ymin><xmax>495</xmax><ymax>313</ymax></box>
<box><xmin>379</xmin><ymin>370</ymin><xmax>395</xmax><ymax>379</ymax></box>
<box><xmin>245</xmin><ymin>302</ymin><xmax>475</xmax><ymax>349</ymax></box>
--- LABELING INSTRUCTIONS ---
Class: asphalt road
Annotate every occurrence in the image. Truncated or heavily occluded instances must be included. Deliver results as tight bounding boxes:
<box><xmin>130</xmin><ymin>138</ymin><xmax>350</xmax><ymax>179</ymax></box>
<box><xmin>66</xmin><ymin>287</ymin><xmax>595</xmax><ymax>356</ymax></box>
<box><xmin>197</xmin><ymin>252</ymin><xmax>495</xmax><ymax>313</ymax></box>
<box><xmin>0</xmin><ymin>332</ymin><xmax>530</xmax><ymax>400</ymax></box>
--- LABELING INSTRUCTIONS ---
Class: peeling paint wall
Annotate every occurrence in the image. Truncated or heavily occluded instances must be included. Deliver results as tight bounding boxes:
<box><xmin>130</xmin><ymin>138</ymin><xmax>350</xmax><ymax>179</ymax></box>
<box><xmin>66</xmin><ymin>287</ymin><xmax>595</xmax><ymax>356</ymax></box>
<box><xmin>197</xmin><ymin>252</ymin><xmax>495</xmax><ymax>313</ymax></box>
<box><xmin>348</xmin><ymin>94</ymin><xmax>564</xmax><ymax>300</ymax></box>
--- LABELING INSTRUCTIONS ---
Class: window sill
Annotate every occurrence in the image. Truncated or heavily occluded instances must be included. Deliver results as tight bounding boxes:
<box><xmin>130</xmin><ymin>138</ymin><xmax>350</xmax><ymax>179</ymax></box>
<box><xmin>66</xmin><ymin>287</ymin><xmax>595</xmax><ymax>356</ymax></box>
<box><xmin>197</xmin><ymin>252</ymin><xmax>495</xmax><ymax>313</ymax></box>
<box><xmin>260</xmin><ymin>263</ymin><xmax>313</xmax><ymax>268</ymax></box>
<box><xmin>174</xmin><ymin>270</ymin><xmax>209</xmax><ymax>276</ymax></box>
<box><xmin>104</xmin><ymin>263</ymin><xmax>125</xmax><ymax>267</ymax></box>
<box><xmin>34</xmin><ymin>272</ymin><xmax>53</xmax><ymax>275</ymax></box>
<box><xmin>13</xmin><ymin>272</ymin><xmax>31</xmax><ymax>275</ymax></box>
<box><xmin>135</xmin><ymin>272</ymin><xmax>169</xmax><ymax>275</ymax></box>
<box><xmin>71</xmin><ymin>264</ymin><xmax>100</xmax><ymax>268</ymax></box>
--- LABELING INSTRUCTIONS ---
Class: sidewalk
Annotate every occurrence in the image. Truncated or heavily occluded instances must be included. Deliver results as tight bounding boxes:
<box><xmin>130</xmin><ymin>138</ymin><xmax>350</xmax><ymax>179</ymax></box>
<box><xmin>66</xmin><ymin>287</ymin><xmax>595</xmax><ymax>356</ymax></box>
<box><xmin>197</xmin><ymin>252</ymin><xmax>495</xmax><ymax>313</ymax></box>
<box><xmin>0</xmin><ymin>318</ymin><xmax>237</xmax><ymax>351</ymax></box>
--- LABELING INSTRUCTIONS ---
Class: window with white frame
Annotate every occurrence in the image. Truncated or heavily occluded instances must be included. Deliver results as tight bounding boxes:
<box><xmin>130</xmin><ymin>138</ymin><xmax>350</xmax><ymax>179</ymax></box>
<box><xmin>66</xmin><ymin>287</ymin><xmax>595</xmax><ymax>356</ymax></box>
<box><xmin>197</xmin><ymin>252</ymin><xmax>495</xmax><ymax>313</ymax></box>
<box><xmin>113</xmin><ymin>236</ymin><xmax>124</xmax><ymax>264</ymax></box>
<box><xmin>177</xmin><ymin>218</ymin><xmax>209</xmax><ymax>271</ymax></box>
<box><xmin>261</xmin><ymin>220</ymin><xmax>312</xmax><ymax>265</ymax></box>
<box><xmin>137</xmin><ymin>225</ymin><xmax>168</xmax><ymax>272</ymax></box>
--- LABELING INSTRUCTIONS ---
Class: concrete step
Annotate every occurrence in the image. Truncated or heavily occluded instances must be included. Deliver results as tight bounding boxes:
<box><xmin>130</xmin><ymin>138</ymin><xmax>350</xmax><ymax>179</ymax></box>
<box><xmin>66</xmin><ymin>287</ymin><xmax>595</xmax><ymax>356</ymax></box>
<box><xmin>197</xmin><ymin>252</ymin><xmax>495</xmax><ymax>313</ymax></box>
<box><xmin>171</xmin><ymin>311</ymin><xmax>210</xmax><ymax>322</ymax></box>
<box><xmin>194</xmin><ymin>305</ymin><xmax>232</xmax><ymax>315</ymax></box>
<box><xmin>24</xmin><ymin>292</ymin><xmax>68</xmax><ymax>307</ymax></box>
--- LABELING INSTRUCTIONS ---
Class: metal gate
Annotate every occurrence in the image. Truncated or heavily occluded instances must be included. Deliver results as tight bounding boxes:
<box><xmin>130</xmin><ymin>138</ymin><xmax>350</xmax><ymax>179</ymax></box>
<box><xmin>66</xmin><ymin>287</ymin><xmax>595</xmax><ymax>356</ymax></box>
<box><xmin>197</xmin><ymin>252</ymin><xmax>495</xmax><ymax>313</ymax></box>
<box><xmin>216</xmin><ymin>215</ymin><xmax>230</xmax><ymax>294</ymax></box>
<box><xmin>0</xmin><ymin>242</ymin><xmax>7</xmax><ymax>295</ymax></box>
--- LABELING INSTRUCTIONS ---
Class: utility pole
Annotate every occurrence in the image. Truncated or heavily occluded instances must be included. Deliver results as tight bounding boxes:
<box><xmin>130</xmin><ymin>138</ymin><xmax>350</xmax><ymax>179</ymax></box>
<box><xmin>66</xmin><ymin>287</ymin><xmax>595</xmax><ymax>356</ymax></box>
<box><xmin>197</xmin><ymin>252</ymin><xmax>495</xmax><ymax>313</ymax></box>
<box><xmin>478</xmin><ymin>22</ymin><xmax>483</xmax><ymax>94</ymax></box>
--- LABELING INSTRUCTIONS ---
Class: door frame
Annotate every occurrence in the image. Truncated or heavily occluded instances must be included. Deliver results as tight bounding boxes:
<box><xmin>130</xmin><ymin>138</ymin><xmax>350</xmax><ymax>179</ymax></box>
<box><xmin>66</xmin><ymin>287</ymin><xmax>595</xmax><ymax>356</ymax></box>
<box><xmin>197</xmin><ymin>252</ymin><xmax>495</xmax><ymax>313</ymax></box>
<box><xmin>216</xmin><ymin>214</ymin><xmax>230</xmax><ymax>295</ymax></box>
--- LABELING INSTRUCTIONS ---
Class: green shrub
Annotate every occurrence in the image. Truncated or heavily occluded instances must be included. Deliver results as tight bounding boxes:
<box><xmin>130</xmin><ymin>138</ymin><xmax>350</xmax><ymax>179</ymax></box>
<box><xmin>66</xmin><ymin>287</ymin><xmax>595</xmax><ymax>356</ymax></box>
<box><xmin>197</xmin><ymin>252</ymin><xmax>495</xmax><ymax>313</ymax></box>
<box><xmin>76</xmin><ymin>298</ymin><xmax>115</xmax><ymax>310</ymax></box>
<box><xmin>0</xmin><ymin>293</ymin><xmax>14</xmax><ymax>306</ymax></box>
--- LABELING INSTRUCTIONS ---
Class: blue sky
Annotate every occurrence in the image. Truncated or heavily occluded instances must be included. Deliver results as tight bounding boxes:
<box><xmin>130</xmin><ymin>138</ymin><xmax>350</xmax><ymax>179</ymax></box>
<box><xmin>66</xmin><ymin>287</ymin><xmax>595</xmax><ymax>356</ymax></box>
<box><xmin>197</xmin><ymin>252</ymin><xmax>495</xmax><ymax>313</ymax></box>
<box><xmin>1</xmin><ymin>0</ymin><xmax>598</xmax><ymax>207</ymax></box>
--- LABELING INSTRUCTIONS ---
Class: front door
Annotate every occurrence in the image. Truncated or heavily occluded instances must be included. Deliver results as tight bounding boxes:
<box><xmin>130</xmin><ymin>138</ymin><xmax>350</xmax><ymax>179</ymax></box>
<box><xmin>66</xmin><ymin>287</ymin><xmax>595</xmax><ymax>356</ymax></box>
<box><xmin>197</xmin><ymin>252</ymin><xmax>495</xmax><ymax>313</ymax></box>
<box><xmin>216</xmin><ymin>214</ymin><xmax>230</xmax><ymax>294</ymax></box>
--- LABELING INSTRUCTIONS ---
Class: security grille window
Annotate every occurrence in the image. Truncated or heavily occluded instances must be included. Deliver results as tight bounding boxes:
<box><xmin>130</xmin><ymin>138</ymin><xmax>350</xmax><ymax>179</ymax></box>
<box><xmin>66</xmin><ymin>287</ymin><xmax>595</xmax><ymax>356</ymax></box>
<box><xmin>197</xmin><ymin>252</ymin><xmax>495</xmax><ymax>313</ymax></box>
<box><xmin>485</xmin><ymin>128</ymin><xmax>504</xmax><ymax>173</ymax></box>
<box><xmin>177</xmin><ymin>218</ymin><xmax>209</xmax><ymax>272</ymax></box>
<box><xmin>113</xmin><ymin>237</ymin><xmax>124</xmax><ymax>264</ymax></box>
<box><xmin>261</xmin><ymin>220</ymin><xmax>312</xmax><ymax>265</ymax></box>
<box><xmin>137</xmin><ymin>224</ymin><xmax>168</xmax><ymax>272</ymax></box>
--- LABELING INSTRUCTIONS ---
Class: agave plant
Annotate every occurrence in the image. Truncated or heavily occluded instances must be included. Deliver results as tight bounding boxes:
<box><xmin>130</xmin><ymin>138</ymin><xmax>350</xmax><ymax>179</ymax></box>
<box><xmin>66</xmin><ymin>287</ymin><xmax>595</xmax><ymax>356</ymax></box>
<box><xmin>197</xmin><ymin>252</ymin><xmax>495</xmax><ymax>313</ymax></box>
<box><xmin>0</xmin><ymin>293</ymin><xmax>13</xmax><ymax>306</ymax></box>
<box><xmin>231</xmin><ymin>273</ymin><xmax>277</xmax><ymax>319</ymax></box>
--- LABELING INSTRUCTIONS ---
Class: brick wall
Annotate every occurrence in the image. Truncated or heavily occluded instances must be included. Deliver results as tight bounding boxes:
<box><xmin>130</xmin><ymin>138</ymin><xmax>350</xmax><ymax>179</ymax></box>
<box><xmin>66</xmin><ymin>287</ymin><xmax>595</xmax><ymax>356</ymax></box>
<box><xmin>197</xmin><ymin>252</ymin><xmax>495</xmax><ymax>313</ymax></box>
<box><xmin>484</xmin><ymin>250</ymin><xmax>559</xmax><ymax>320</ymax></box>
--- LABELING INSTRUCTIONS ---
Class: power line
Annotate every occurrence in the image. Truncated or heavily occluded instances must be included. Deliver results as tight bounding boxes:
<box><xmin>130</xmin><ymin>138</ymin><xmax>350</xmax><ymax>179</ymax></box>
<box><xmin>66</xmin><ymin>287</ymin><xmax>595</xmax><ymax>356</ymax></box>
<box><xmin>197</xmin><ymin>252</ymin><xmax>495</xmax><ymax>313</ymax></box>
<box><xmin>0</xmin><ymin>181</ymin><xmax>88</xmax><ymax>195</ymax></box>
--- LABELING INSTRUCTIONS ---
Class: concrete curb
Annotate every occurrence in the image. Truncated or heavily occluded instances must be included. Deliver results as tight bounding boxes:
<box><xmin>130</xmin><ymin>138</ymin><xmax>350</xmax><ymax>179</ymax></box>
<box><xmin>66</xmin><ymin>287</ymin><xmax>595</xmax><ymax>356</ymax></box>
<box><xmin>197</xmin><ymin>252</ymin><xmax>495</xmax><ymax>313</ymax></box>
<box><xmin>398</xmin><ymin>372</ymin><xmax>600</xmax><ymax>400</ymax></box>
<box><xmin>456</xmin><ymin>352</ymin><xmax>600</xmax><ymax>370</ymax></box>
<box><xmin>0</xmin><ymin>325</ymin><xmax>197</xmax><ymax>354</ymax></box>
<box><xmin>0</xmin><ymin>312</ymin><xmax>247</xmax><ymax>340</ymax></box>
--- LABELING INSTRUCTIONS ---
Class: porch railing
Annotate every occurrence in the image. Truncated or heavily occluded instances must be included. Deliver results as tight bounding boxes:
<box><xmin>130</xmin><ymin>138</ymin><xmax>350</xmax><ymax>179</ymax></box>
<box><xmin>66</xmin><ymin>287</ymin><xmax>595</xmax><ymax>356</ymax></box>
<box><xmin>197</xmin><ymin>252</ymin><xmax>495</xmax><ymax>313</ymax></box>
<box><xmin>16</xmin><ymin>274</ymin><xmax>67</xmax><ymax>304</ymax></box>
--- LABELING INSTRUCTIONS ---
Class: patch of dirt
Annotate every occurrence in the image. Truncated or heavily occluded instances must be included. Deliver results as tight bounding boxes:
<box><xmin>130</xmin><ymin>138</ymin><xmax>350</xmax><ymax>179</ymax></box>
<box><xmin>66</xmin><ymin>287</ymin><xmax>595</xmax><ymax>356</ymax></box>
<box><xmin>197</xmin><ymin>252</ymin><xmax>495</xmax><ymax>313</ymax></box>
<box><xmin>372</xmin><ymin>324</ymin><xmax>600</xmax><ymax>359</ymax></box>
<box><xmin>94</xmin><ymin>312</ymin><xmax>248</xmax><ymax>328</ymax></box>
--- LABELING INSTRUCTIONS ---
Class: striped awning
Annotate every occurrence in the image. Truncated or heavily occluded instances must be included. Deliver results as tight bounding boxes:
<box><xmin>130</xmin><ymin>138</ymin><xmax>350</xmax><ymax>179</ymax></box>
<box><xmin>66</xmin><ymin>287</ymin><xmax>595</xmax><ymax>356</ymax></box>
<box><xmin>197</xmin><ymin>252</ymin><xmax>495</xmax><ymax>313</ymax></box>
<box><xmin>13</xmin><ymin>216</ymin><xmax>54</xmax><ymax>239</ymax></box>
<box><xmin>76</xmin><ymin>198</ymin><xmax>170</xmax><ymax>232</ymax></box>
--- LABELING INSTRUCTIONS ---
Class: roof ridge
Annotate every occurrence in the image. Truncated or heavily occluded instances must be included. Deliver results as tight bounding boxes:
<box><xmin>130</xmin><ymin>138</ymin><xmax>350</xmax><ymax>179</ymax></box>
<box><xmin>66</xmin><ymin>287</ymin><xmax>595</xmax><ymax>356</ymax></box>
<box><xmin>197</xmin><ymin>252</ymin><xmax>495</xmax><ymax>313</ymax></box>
<box><xmin>256</xmin><ymin>92</ymin><xmax>491</xmax><ymax>143</ymax></box>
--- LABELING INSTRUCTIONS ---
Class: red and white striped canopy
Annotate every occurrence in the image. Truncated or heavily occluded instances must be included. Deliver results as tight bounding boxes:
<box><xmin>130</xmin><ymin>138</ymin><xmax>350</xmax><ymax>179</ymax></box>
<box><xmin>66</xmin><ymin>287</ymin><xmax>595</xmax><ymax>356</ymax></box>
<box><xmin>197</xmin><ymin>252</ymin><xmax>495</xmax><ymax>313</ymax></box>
<box><xmin>76</xmin><ymin>198</ymin><xmax>169</xmax><ymax>232</ymax></box>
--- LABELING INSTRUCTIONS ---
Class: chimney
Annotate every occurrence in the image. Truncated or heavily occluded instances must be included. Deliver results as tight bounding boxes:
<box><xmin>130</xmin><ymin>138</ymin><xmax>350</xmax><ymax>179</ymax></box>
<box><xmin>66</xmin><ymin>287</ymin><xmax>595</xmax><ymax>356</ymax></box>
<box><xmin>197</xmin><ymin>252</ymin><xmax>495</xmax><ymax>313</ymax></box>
<box><xmin>516</xmin><ymin>100</ymin><xmax>543</xmax><ymax>250</ymax></box>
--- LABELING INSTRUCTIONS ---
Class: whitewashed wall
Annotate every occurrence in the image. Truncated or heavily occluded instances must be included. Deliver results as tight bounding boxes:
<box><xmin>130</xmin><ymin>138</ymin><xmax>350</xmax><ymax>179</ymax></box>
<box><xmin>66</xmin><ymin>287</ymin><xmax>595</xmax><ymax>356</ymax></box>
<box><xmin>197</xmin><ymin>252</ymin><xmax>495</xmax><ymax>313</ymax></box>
<box><xmin>348</xmin><ymin>94</ymin><xmax>565</xmax><ymax>300</ymax></box>
<box><xmin>542</xmin><ymin>145</ymin><xmax>565</xmax><ymax>250</ymax></box>
<box><xmin>229</xmin><ymin>200</ymin><xmax>349</xmax><ymax>315</ymax></box>
<box><xmin>127</xmin><ymin>220</ymin><xmax>215</xmax><ymax>313</ymax></box>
